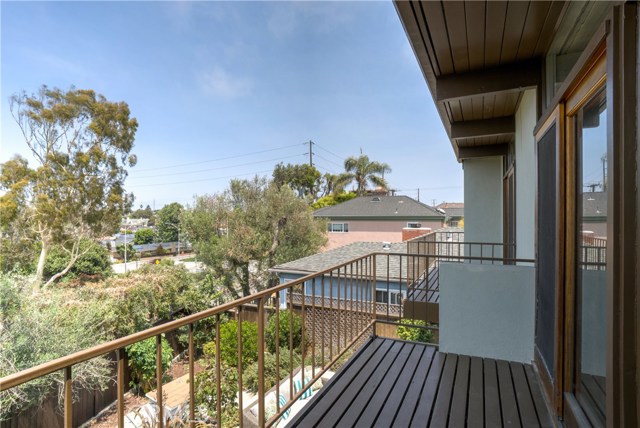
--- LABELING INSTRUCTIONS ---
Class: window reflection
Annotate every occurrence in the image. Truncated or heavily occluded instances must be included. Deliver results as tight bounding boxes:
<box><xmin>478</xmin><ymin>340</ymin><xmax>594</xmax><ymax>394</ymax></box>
<box><xmin>576</xmin><ymin>89</ymin><xmax>607</xmax><ymax>425</ymax></box>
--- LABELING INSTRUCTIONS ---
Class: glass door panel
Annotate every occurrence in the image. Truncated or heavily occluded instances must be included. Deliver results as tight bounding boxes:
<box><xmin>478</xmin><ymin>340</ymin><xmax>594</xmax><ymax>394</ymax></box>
<box><xmin>575</xmin><ymin>89</ymin><xmax>607</xmax><ymax>426</ymax></box>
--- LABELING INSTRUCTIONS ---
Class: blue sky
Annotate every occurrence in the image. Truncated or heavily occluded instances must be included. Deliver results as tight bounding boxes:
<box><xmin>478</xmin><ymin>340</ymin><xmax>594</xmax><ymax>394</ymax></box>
<box><xmin>1</xmin><ymin>1</ymin><xmax>462</xmax><ymax>209</ymax></box>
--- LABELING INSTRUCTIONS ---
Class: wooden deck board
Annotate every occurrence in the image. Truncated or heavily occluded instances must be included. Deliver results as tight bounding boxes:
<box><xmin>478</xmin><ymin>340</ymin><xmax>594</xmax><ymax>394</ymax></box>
<box><xmin>333</xmin><ymin>341</ymin><xmax>406</xmax><ymax>427</ymax></box>
<box><xmin>390</xmin><ymin>346</ymin><xmax>436</xmax><ymax>427</ymax></box>
<box><xmin>374</xmin><ymin>343</ymin><xmax>425</xmax><ymax>427</ymax></box>
<box><xmin>287</xmin><ymin>338</ymin><xmax>557</xmax><ymax>428</ymax></box>
<box><xmin>449</xmin><ymin>354</ymin><xmax>470</xmax><ymax>427</ymax></box>
<box><xmin>497</xmin><ymin>359</ymin><xmax>521</xmax><ymax>427</ymax></box>
<box><xmin>467</xmin><ymin>356</ymin><xmax>484</xmax><ymax>428</ymax></box>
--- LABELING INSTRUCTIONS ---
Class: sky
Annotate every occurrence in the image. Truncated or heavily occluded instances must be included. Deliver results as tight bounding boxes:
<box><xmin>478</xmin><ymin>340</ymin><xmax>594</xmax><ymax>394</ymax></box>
<box><xmin>0</xmin><ymin>1</ymin><xmax>463</xmax><ymax>209</ymax></box>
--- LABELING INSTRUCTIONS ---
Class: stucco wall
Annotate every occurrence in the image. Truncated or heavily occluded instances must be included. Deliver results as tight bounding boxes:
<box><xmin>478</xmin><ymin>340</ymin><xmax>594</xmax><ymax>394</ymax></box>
<box><xmin>439</xmin><ymin>263</ymin><xmax>535</xmax><ymax>363</ymax></box>
<box><xmin>515</xmin><ymin>89</ymin><xmax>537</xmax><ymax>260</ymax></box>
<box><xmin>324</xmin><ymin>219</ymin><xmax>443</xmax><ymax>250</ymax></box>
<box><xmin>463</xmin><ymin>157</ymin><xmax>503</xmax><ymax>251</ymax></box>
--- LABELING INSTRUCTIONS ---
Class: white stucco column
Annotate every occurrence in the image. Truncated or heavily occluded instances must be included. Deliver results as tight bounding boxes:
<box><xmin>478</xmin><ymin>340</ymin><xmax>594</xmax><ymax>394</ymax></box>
<box><xmin>463</xmin><ymin>156</ymin><xmax>503</xmax><ymax>252</ymax></box>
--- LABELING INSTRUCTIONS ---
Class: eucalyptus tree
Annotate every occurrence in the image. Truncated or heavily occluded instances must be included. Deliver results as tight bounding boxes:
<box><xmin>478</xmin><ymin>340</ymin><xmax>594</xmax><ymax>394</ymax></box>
<box><xmin>0</xmin><ymin>86</ymin><xmax>137</xmax><ymax>285</ymax></box>
<box><xmin>342</xmin><ymin>154</ymin><xmax>392</xmax><ymax>196</ymax></box>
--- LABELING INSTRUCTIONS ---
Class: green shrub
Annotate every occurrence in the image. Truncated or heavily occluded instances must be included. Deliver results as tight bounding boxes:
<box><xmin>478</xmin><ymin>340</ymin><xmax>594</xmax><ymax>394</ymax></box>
<box><xmin>397</xmin><ymin>319</ymin><xmax>433</xmax><ymax>343</ymax></box>
<box><xmin>126</xmin><ymin>336</ymin><xmax>173</xmax><ymax>393</ymax></box>
<box><xmin>265</xmin><ymin>310</ymin><xmax>304</xmax><ymax>354</ymax></box>
<box><xmin>43</xmin><ymin>239</ymin><xmax>113</xmax><ymax>282</ymax></box>
<box><xmin>195</xmin><ymin>341</ymin><xmax>239</xmax><ymax>428</ymax></box>
<box><xmin>134</xmin><ymin>228</ymin><xmax>155</xmax><ymax>245</ymax></box>
<box><xmin>243</xmin><ymin>347</ymin><xmax>302</xmax><ymax>393</ymax></box>
<box><xmin>218</xmin><ymin>320</ymin><xmax>258</xmax><ymax>369</ymax></box>
<box><xmin>0</xmin><ymin>274</ymin><xmax>112</xmax><ymax>418</ymax></box>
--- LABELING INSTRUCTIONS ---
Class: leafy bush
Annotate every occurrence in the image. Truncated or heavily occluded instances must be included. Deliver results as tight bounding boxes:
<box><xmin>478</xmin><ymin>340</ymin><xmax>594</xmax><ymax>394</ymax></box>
<box><xmin>43</xmin><ymin>239</ymin><xmax>113</xmax><ymax>282</ymax></box>
<box><xmin>195</xmin><ymin>341</ymin><xmax>239</xmax><ymax>428</ymax></box>
<box><xmin>265</xmin><ymin>310</ymin><xmax>304</xmax><ymax>354</ymax></box>
<box><xmin>116</xmin><ymin>242</ymin><xmax>136</xmax><ymax>260</ymax></box>
<box><xmin>243</xmin><ymin>347</ymin><xmax>302</xmax><ymax>394</ymax></box>
<box><xmin>218</xmin><ymin>320</ymin><xmax>258</xmax><ymax>369</ymax></box>
<box><xmin>126</xmin><ymin>336</ymin><xmax>173</xmax><ymax>393</ymax></box>
<box><xmin>0</xmin><ymin>274</ymin><xmax>112</xmax><ymax>418</ymax></box>
<box><xmin>134</xmin><ymin>228</ymin><xmax>155</xmax><ymax>245</ymax></box>
<box><xmin>397</xmin><ymin>319</ymin><xmax>433</xmax><ymax>343</ymax></box>
<box><xmin>156</xmin><ymin>244</ymin><xmax>167</xmax><ymax>256</ymax></box>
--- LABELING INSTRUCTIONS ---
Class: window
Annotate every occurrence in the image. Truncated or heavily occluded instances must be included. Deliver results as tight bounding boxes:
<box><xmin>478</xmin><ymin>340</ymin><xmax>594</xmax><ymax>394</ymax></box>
<box><xmin>375</xmin><ymin>289</ymin><xmax>404</xmax><ymax>305</ymax></box>
<box><xmin>406</xmin><ymin>222</ymin><xmax>422</xmax><ymax>228</ymax></box>
<box><xmin>449</xmin><ymin>220</ymin><xmax>459</xmax><ymax>227</ymax></box>
<box><xmin>328</xmin><ymin>223</ymin><xmax>348</xmax><ymax>233</ymax></box>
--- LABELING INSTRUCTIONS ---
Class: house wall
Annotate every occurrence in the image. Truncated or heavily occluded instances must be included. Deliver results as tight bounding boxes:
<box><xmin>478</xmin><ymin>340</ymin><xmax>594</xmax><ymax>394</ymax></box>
<box><xmin>515</xmin><ymin>89</ymin><xmax>537</xmax><ymax>260</ymax></box>
<box><xmin>439</xmin><ymin>263</ymin><xmax>535</xmax><ymax>363</ymax></box>
<box><xmin>324</xmin><ymin>219</ymin><xmax>443</xmax><ymax>250</ymax></box>
<box><xmin>463</xmin><ymin>157</ymin><xmax>503</xmax><ymax>253</ymax></box>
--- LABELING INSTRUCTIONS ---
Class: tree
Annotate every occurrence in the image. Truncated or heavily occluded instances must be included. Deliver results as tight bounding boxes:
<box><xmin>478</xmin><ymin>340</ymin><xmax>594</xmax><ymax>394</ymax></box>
<box><xmin>182</xmin><ymin>177</ymin><xmax>327</xmax><ymax>297</ymax></box>
<box><xmin>341</xmin><ymin>154</ymin><xmax>392</xmax><ymax>196</ymax></box>
<box><xmin>116</xmin><ymin>242</ymin><xmax>136</xmax><ymax>260</ymax></box>
<box><xmin>1</xmin><ymin>86</ymin><xmax>137</xmax><ymax>285</ymax></box>
<box><xmin>272</xmin><ymin>163</ymin><xmax>321</xmax><ymax>199</ymax></box>
<box><xmin>129</xmin><ymin>204</ymin><xmax>155</xmax><ymax>225</ymax></box>
<box><xmin>44</xmin><ymin>239</ymin><xmax>113</xmax><ymax>281</ymax></box>
<box><xmin>311</xmin><ymin>191</ymin><xmax>357</xmax><ymax>210</ymax></box>
<box><xmin>155</xmin><ymin>202</ymin><xmax>183</xmax><ymax>242</ymax></box>
<box><xmin>134</xmin><ymin>228</ymin><xmax>155</xmax><ymax>245</ymax></box>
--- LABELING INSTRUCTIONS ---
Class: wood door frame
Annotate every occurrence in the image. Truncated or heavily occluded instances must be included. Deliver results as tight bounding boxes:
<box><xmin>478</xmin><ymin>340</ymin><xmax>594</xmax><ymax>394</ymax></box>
<box><xmin>533</xmin><ymin>103</ymin><xmax>565</xmax><ymax>416</ymax></box>
<box><xmin>562</xmin><ymin>49</ymin><xmax>606</xmax><ymax>426</ymax></box>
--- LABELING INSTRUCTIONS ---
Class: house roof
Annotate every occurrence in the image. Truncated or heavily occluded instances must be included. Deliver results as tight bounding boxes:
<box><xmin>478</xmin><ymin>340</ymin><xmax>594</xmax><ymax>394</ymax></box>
<box><xmin>583</xmin><ymin>192</ymin><xmax>607</xmax><ymax>218</ymax></box>
<box><xmin>313</xmin><ymin>195</ymin><xmax>443</xmax><ymax>220</ymax></box>
<box><xmin>436</xmin><ymin>202</ymin><xmax>464</xmax><ymax>218</ymax></box>
<box><xmin>271</xmin><ymin>241</ymin><xmax>407</xmax><ymax>278</ymax></box>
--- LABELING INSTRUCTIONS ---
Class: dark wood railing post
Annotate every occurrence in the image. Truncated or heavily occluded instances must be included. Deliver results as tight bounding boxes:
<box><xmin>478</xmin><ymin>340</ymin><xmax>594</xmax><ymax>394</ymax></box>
<box><xmin>117</xmin><ymin>349</ymin><xmax>125</xmax><ymax>428</ymax></box>
<box><xmin>156</xmin><ymin>335</ymin><xmax>164</xmax><ymax>428</ymax></box>
<box><xmin>188</xmin><ymin>323</ymin><xmax>195</xmax><ymax>428</ymax></box>
<box><xmin>237</xmin><ymin>306</ymin><xmax>244</xmax><ymax>428</ymax></box>
<box><xmin>64</xmin><ymin>366</ymin><xmax>72</xmax><ymax>428</ymax></box>
<box><xmin>257</xmin><ymin>298</ymin><xmax>265</xmax><ymax>427</ymax></box>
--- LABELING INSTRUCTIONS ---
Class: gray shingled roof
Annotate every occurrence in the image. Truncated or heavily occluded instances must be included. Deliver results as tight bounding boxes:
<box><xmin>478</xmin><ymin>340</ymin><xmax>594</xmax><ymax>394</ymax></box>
<box><xmin>583</xmin><ymin>192</ymin><xmax>607</xmax><ymax>217</ymax></box>
<box><xmin>436</xmin><ymin>202</ymin><xmax>464</xmax><ymax>218</ymax></box>
<box><xmin>271</xmin><ymin>241</ymin><xmax>407</xmax><ymax>279</ymax></box>
<box><xmin>313</xmin><ymin>195</ymin><xmax>443</xmax><ymax>219</ymax></box>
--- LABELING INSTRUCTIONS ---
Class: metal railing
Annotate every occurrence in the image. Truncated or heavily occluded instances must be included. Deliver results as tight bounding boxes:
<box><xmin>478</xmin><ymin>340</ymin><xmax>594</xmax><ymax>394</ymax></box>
<box><xmin>0</xmin><ymin>247</ymin><xmax>533</xmax><ymax>428</ymax></box>
<box><xmin>0</xmin><ymin>255</ymin><xmax>380</xmax><ymax>428</ymax></box>
<box><xmin>579</xmin><ymin>235</ymin><xmax>607</xmax><ymax>270</ymax></box>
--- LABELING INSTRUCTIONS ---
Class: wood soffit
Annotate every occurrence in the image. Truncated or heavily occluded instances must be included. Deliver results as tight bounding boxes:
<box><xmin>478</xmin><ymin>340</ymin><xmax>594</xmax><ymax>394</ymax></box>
<box><xmin>395</xmin><ymin>0</ymin><xmax>566</xmax><ymax>159</ymax></box>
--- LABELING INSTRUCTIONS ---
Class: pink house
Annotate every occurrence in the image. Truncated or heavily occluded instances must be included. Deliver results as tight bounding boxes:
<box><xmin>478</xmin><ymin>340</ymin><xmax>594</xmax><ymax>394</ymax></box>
<box><xmin>314</xmin><ymin>195</ymin><xmax>445</xmax><ymax>250</ymax></box>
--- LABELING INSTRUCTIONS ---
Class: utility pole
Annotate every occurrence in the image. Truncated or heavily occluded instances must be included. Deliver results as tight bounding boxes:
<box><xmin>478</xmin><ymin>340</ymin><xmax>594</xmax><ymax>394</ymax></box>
<box><xmin>309</xmin><ymin>140</ymin><xmax>314</xmax><ymax>167</ymax></box>
<box><xmin>431</xmin><ymin>198</ymin><xmax>437</xmax><ymax>207</ymax></box>
<box><xmin>417</xmin><ymin>188</ymin><xmax>420</xmax><ymax>202</ymax></box>
<box><xmin>123</xmin><ymin>195</ymin><xmax>128</xmax><ymax>273</ymax></box>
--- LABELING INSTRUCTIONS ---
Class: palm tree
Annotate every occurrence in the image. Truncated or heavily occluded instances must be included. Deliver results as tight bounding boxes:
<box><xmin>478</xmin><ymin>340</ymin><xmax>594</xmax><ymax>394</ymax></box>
<box><xmin>341</xmin><ymin>154</ymin><xmax>392</xmax><ymax>196</ymax></box>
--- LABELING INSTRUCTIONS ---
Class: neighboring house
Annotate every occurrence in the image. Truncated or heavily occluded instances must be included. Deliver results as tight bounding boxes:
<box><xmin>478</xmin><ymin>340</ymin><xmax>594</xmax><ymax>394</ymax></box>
<box><xmin>582</xmin><ymin>191</ymin><xmax>607</xmax><ymax>238</ymax></box>
<box><xmin>435</xmin><ymin>202</ymin><xmax>464</xmax><ymax>227</ymax></box>
<box><xmin>313</xmin><ymin>195</ymin><xmax>444</xmax><ymax>250</ymax></box>
<box><xmin>271</xmin><ymin>241</ymin><xmax>408</xmax><ymax>310</ymax></box>
<box><xmin>121</xmin><ymin>218</ymin><xmax>149</xmax><ymax>231</ymax></box>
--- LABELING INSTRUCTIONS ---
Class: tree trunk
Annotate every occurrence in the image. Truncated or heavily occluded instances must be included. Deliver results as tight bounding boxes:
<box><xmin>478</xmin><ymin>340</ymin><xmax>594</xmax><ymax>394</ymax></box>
<box><xmin>35</xmin><ymin>243</ymin><xmax>49</xmax><ymax>283</ymax></box>
<box><xmin>43</xmin><ymin>254</ymin><xmax>78</xmax><ymax>287</ymax></box>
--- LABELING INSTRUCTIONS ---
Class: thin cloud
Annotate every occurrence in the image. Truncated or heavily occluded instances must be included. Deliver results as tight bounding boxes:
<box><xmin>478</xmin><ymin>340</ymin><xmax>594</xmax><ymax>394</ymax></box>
<box><xmin>198</xmin><ymin>66</ymin><xmax>252</xmax><ymax>100</ymax></box>
<box><xmin>266</xmin><ymin>2</ymin><xmax>354</xmax><ymax>38</ymax></box>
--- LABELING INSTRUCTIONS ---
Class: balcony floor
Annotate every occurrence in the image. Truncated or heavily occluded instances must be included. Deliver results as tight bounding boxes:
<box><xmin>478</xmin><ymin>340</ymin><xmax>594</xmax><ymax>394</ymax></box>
<box><xmin>286</xmin><ymin>337</ymin><xmax>555</xmax><ymax>427</ymax></box>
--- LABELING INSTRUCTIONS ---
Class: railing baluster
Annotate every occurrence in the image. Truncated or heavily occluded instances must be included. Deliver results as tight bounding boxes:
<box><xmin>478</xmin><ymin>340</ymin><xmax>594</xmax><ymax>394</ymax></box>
<box><xmin>64</xmin><ymin>366</ymin><xmax>72</xmax><ymax>428</ymax></box>
<box><xmin>329</xmin><ymin>270</ymin><xmax>333</xmax><ymax>361</ymax></box>
<box><xmin>237</xmin><ymin>306</ymin><xmax>243</xmax><ymax>428</ymax></box>
<box><xmin>117</xmin><ymin>349</ymin><xmax>125</xmax><ymax>428</ymax></box>
<box><xmin>300</xmin><ymin>283</ymin><xmax>306</xmax><ymax>387</ymax></box>
<box><xmin>386</xmin><ymin>254</ymin><xmax>390</xmax><ymax>320</ymax></box>
<box><xmin>311</xmin><ymin>277</ymin><xmax>316</xmax><ymax>380</ymax></box>
<box><xmin>275</xmin><ymin>292</ymin><xmax>280</xmax><ymax>414</ymax></box>
<box><xmin>337</xmin><ymin>267</ymin><xmax>341</xmax><ymax>350</ymax></box>
<box><xmin>257</xmin><ymin>298</ymin><xmax>265</xmax><ymax>428</ymax></box>
<box><xmin>349</xmin><ymin>263</ymin><xmax>353</xmax><ymax>345</ymax></box>
<box><xmin>156</xmin><ymin>335</ymin><xmax>164</xmax><ymax>428</ymax></box>
<box><xmin>289</xmin><ymin>286</ymin><xmax>293</xmax><ymax>399</ymax></box>
<box><xmin>321</xmin><ymin>274</ymin><xmax>325</xmax><ymax>367</ymax></box>
<box><xmin>215</xmin><ymin>313</ymin><xmax>222</xmax><ymax>428</ymax></box>
<box><xmin>188</xmin><ymin>323</ymin><xmax>195</xmax><ymax>428</ymax></box>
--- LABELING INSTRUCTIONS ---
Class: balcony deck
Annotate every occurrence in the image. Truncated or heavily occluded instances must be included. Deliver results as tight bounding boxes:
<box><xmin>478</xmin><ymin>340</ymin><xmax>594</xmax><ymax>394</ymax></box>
<box><xmin>286</xmin><ymin>337</ymin><xmax>555</xmax><ymax>428</ymax></box>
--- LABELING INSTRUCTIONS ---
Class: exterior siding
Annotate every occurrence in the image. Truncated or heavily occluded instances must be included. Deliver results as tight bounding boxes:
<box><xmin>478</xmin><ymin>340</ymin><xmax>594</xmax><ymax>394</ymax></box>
<box><xmin>324</xmin><ymin>219</ymin><xmax>443</xmax><ymax>250</ymax></box>
<box><xmin>515</xmin><ymin>89</ymin><xmax>537</xmax><ymax>260</ymax></box>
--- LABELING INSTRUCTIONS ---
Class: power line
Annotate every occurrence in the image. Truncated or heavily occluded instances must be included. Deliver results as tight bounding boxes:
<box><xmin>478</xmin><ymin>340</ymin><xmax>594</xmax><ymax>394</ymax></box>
<box><xmin>127</xmin><ymin>169</ymin><xmax>274</xmax><ymax>188</ymax></box>
<box><xmin>314</xmin><ymin>143</ymin><xmax>346</xmax><ymax>162</ymax></box>
<box><xmin>133</xmin><ymin>143</ymin><xmax>302</xmax><ymax>172</ymax></box>
<box><xmin>314</xmin><ymin>152</ymin><xmax>344</xmax><ymax>169</ymax></box>
<box><xmin>129</xmin><ymin>153</ymin><xmax>305</xmax><ymax>180</ymax></box>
